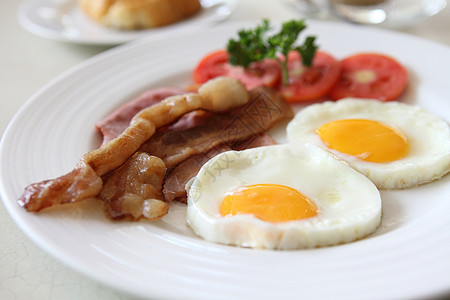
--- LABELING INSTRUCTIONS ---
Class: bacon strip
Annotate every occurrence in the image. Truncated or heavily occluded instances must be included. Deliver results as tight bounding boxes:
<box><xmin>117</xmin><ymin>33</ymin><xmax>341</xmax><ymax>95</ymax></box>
<box><xmin>18</xmin><ymin>161</ymin><xmax>102</xmax><ymax>212</ymax></box>
<box><xmin>18</xmin><ymin>77</ymin><xmax>249</xmax><ymax>218</ymax></box>
<box><xmin>85</xmin><ymin>77</ymin><xmax>249</xmax><ymax>176</ymax></box>
<box><xmin>97</xmin><ymin>86</ymin><xmax>291</xmax><ymax>209</ymax></box>
<box><xmin>140</xmin><ymin>87</ymin><xmax>293</xmax><ymax>169</ymax></box>
<box><xmin>96</xmin><ymin>87</ymin><xmax>185</xmax><ymax>145</ymax></box>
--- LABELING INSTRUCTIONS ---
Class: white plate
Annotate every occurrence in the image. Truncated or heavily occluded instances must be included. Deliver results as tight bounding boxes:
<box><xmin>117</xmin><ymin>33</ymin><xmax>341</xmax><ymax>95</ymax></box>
<box><xmin>2</xmin><ymin>20</ymin><xmax>450</xmax><ymax>300</ymax></box>
<box><xmin>17</xmin><ymin>0</ymin><xmax>238</xmax><ymax>45</ymax></box>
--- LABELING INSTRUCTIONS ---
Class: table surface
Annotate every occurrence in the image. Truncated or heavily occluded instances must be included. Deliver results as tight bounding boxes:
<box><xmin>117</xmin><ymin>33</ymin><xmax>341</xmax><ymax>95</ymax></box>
<box><xmin>1</xmin><ymin>1</ymin><xmax>450</xmax><ymax>299</ymax></box>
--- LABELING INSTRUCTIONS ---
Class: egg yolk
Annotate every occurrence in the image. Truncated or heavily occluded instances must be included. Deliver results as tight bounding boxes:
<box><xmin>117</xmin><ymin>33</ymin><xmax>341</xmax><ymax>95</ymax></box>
<box><xmin>220</xmin><ymin>184</ymin><xmax>318</xmax><ymax>223</ymax></box>
<box><xmin>316</xmin><ymin>119</ymin><xmax>409</xmax><ymax>163</ymax></box>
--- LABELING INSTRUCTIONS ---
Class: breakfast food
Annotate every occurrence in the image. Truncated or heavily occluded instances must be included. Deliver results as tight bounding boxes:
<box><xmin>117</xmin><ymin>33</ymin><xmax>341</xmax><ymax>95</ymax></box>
<box><xmin>329</xmin><ymin>53</ymin><xmax>409</xmax><ymax>101</ymax></box>
<box><xmin>193</xmin><ymin>49</ymin><xmax>282</xmax><ymax>90</ymax></box>
<box><xmin>18</xmin><ymin>18</ymin><xmax>450</xmax><ymax>251</ymax></box>
<box><xmin>163</xmin><ymin>134</ymin><xmax>276</xmax><ymax>202</ymax></box>
<box><xmin>139</xmin><ymin>87</ymin><xmax>292</xmax><ymax>169</ymax></box>
<box><xmin>79</xmin><ymin>0</ymin><xmax>202</xmax><ymax>30</ymax></box>
<box><xmin>287</xmin><ymin>98</ymin><xmax>450</xmax><ymax>189</ymax></box>
<box><xmin>96</xmin><ymin>87</ymin><xmax>185</xmax><ymax>146</ymax></box>
<box><xmin>194</xmin><ymin>49</ymin><xmax>342</xmax><ymax>102</ymax></box>
<box><xmin>186</xmin><ymin>143</ymin><xmax>382</xmax><ymax>249</ymax></box>
<box><xmin>279</xmin><ymin>51</ymin><xmax>342</xmax><ymax>102</ymax></box>
<box><xmin>100</xmin><ymin>86</ymin><xmax>293</xmax><ymax>204</ymax></box>
<box><xmin>194</xmin><ymin>19</ymin><xmax>409</xmax><ymax>103</ymax></box>
<box><xmin>100</xmin><ymin>152</ymin><xmax>168</xmax><ymax>220</ymax></box>
<box><xmin>18</xmin><ymin>77</ymin><xmax>250</xmax><ymax>218</ymax></box>
<box><xmin>18</xmin><ymin>77</ymin><xmax>294</xmax><ymax>221</ymax></box>
<box><xmin>194</xmin><ymin>49</ymin><xmax>411</xmax><ymax>103</ymax></box>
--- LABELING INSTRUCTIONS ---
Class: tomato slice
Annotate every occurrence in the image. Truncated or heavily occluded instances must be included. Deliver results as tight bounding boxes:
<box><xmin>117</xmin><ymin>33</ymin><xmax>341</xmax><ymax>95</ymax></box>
<box><xmin>279</xmin><ymin>51</ymin><xmax>341</xmax><ymax>102</ymax></box>
<box><xmin>193</xmin><ymin>50</ymin><xmax>229</xmax><ymax>84</ymax></box>
<box><xmin>193</xmin><ymin>49</ymin><xmax>281</xmax><ymax>90</ymax></box>
<box><xmin>329</xmin><ymin>53</ymin><xmax>408</xmax><ymax>101</ymax></box>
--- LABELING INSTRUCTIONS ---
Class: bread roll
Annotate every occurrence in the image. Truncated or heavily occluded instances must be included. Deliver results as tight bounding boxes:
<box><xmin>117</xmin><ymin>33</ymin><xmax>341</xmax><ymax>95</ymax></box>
<box><xmin>79</xmin><ymin>0</ymin><xmax>202</xmax><ymax>30</ymax></box>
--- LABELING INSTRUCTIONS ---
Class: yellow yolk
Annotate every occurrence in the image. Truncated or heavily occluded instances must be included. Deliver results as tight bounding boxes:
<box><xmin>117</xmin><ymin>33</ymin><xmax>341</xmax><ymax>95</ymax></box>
<box><xmin>316</xmin><ymin>119</ymin><xmax>409</xmax><ymax>163</ymax></box>
<box><xmin>220</xmin><ymin>184</ymin><xmax>318</xmax><ymax>223</ymax></box>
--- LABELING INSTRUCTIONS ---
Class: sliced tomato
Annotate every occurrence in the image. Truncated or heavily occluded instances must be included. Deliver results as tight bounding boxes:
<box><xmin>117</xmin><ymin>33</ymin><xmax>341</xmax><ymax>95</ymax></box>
<box><xmin>279</xmin><ymin>51</ymin><xmax>341</xmax><ymax>102</ymax></box>
<box><xmin>193</xmin><ymin>50</ymin><xmax>229</xmax><ymax>84</ymax></box>
<box><xmin>329</xmin><ymin>53</ymin><xmax>408</xmax><ymax>101</ymax></box>
<box><xmin>193</xmin><ymin>49</ymin><xmax>281</xmax><ymax>90</ymax></box>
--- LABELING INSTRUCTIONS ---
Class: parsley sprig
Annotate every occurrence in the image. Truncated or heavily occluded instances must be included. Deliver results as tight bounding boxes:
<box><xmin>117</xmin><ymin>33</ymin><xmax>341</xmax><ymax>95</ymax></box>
<box><xmin>227</xmin><ymin>19</ymin><xmax>318</xmax><ymax>86</ymax></box>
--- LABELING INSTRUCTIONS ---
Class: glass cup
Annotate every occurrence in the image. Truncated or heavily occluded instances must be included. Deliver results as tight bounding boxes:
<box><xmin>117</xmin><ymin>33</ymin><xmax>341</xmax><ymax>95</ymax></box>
<box><xmin>290</xmin><ymin>0</ymin><xmax>447</xmax><ymax>28</ymax></box>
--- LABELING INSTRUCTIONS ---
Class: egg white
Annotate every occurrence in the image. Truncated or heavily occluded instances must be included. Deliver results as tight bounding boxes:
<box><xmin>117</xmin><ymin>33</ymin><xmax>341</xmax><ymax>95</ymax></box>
<box><xmin>186</xmin><ymin>143</ymin><xmax>381</xmax><ymax>250</ymax></box>
<box><xmin>286</xmin><ymin>98</ymin><xmax>450</xmax><ymax>189</ymax></box>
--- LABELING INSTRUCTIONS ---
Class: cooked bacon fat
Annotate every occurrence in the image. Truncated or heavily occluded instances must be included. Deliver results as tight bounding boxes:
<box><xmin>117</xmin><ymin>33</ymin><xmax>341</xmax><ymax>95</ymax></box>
<box><xmin>100</xmin><ymin>152</ymin><xmax>168</xmax><ymax>220</ymax></box>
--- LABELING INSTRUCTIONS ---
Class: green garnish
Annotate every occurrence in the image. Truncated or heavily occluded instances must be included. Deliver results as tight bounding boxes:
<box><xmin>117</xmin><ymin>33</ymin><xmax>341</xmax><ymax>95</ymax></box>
<box><xmin>226</xmin><ymin>19</ymin><xmax>318</xmax><ymax>86</ymax></box>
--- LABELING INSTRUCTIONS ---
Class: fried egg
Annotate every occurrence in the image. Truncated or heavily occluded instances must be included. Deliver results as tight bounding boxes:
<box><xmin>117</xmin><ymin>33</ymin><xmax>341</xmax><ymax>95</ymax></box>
<box><xmin>286</xmin><ymin>98</ymin><xmax>450</xmax><ymax>189</ymax></box>
<box><xmin>186</xmin><ymin>143</ymin><xmax>381</xmax><ymax>250</ymax></box>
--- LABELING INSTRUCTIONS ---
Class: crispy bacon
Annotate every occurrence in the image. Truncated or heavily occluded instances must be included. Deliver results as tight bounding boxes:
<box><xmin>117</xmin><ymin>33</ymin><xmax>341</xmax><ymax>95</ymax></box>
<box><xmin>99</xmin><ymin>152</ymin><xmax>168</xmax><ymax>220</ymax></box>
<box><xmin>18</xmin><ymin>161</ymin><xmax>102</xmax><ymax>212</ymax></box>
<box><xmin>18</xmin><ymin>78</ymin><xmax>293</xmax><ymax>221</ymax></box>
<box><xmin>98</xmin><ymin>87</ymin><xmax>290</xmax><ymax>206</ymax></box>
<box><xmin>18</xmin><ymin>78</ymin><xmax>249</xmax><ymax>219</ymax></box>
<box><xmin>96</xmin><ymin>87</ymin><xmax>185</xmax><ymax>145</ymax></box>
<box><xmin>140</xmin><ymin>87</ymin><xmax>293</xmax><ymax>169</ymax></box>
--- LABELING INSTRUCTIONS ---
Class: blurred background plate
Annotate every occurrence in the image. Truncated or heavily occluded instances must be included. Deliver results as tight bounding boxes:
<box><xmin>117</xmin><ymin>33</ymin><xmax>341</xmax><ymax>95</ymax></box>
<box><xmin>17</xmin><ymin>0</ymin><xmax>239</xmax><ymax>45</ymax></box>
